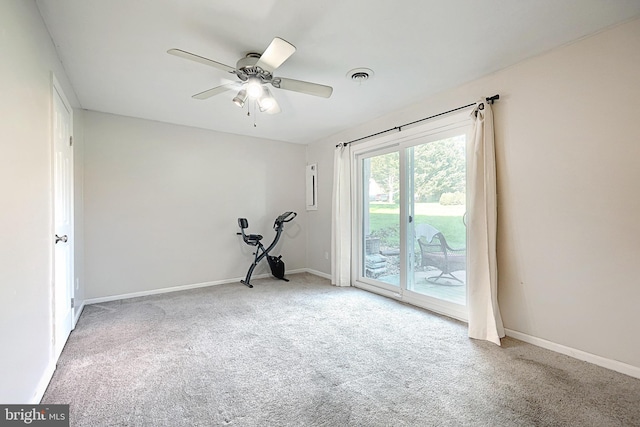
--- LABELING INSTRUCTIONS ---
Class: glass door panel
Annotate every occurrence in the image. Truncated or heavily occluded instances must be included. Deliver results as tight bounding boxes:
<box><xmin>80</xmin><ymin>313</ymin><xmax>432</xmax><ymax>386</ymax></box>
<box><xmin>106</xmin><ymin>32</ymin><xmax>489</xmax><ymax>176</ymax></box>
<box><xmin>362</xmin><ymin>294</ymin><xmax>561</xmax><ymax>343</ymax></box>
<box><xmin>407</xmin><ymin>135</ymin><xmax>467</xmax><ymax>305</ymax></box>
<box><xmin>362</xmin><ymin>151</ymin><xmax>400</xmax><ymax>287</ymax></box>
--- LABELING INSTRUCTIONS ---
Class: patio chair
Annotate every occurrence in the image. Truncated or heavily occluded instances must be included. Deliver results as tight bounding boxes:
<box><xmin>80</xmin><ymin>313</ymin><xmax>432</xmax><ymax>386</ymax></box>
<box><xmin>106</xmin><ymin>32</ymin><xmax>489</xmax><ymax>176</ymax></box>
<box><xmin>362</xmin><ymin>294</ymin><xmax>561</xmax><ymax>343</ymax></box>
<box><xmin>416</xmin><ymin>224</ymin><xmax>466</xmax><ymax>283</ymax></box>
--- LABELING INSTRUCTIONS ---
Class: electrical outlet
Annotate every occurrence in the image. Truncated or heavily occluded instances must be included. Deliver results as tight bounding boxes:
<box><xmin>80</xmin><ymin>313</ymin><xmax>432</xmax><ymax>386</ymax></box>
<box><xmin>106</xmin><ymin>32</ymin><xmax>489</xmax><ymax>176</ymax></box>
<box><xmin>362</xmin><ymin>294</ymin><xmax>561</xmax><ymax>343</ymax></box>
<box><xmin>75</xmin><ymin>278</ymin><xmax>79</xmax><ymax>290</ymax></box>
<box><xmin>324</xmin><ymin>251</ymin><xmax>329</xmax><ymax>260</ymax></box>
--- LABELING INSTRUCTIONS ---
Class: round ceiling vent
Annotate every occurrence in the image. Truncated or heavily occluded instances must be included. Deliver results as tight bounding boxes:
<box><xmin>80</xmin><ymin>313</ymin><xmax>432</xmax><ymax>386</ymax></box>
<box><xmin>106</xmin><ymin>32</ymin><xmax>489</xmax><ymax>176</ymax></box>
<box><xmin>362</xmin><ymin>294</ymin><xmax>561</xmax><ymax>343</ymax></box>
<box><xmin>347</xmin><ymin>68</ymin><xmax>374</xmax><ymax>83</ymax></box>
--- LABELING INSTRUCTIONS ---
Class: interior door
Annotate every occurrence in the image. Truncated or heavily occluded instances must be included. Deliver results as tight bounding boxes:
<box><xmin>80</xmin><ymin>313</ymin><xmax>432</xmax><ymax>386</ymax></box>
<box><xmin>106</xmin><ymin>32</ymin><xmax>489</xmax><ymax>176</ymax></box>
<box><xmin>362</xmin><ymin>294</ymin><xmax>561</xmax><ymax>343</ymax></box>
<box><xmin>53</xmin><ymin>83</ymin><xmax>74</xmax><ymax>359</ymax></box>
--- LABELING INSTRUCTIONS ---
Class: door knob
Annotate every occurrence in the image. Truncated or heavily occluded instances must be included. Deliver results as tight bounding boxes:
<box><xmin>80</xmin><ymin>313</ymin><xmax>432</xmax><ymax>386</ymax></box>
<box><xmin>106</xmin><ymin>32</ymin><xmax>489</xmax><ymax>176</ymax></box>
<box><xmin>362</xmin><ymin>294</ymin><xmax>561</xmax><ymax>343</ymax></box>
<box><xmin>55</xmin><ymin>234</ymin><xmax>68</xmax><ymax>244</ymax></box>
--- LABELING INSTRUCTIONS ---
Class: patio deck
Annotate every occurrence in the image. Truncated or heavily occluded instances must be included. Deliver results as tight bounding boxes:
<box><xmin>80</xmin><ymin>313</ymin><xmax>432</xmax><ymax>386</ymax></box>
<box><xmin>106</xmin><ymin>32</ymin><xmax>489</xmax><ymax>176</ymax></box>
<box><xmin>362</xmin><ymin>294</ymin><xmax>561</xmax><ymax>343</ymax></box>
<box><xmin>377</xmin><ymin>268</ymin><xmax>466</xmax><ymax>306</ymax></box>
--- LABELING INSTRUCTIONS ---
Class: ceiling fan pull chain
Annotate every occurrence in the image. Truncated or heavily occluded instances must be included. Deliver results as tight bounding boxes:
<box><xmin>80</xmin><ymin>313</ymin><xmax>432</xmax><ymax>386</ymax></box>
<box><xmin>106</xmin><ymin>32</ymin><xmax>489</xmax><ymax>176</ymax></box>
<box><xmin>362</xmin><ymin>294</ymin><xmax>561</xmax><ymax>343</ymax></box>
<box><xmin>253</xmin><ymin>100</ymin><xmax>257</xmax><ymax>127</ymax></box>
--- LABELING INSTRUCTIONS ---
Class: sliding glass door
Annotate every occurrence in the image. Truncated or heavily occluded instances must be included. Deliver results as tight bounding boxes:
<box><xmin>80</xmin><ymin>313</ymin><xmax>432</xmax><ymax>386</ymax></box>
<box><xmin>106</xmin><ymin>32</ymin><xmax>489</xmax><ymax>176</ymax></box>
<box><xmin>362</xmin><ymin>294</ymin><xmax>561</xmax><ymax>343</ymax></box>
<box><xmin>406</xmin><ymin>135</ymin><xmax>467</xmax><ymax>305</ymax></box>
<box><xmin>361</xmin><ymin>150</ymin><xmax>400</xmax><ymax>289</ymax></box>
<box><xmin>355</xmin><ymin>115</ymin><xmax>470</xmax><ymax>319</ymax></box>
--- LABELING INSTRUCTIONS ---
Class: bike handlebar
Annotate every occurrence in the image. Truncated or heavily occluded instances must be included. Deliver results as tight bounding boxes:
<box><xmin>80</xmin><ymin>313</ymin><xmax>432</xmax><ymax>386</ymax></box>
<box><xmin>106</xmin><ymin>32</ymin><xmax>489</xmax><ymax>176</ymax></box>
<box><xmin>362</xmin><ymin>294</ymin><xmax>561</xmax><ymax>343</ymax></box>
<box><xmin>274</xmin><ymin>211</ymin><xmax>297</xmax><ymax>228</ymax></box>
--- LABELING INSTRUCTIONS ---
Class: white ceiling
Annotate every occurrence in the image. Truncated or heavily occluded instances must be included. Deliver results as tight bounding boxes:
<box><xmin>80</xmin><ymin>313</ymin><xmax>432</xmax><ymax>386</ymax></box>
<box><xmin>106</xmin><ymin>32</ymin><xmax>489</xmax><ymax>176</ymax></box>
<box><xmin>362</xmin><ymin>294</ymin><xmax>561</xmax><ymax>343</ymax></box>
<box><xmin>36</xmin><ymin>0</ymin><xmax>640</xmax><ymax>144</ymax></box>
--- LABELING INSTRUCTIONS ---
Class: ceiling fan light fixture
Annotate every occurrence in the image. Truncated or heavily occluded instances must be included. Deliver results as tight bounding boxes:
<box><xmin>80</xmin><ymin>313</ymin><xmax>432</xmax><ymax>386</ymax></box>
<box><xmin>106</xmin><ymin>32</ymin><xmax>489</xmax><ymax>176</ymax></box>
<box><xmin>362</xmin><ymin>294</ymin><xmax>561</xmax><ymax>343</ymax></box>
<box><xmin>258</xmin><ymin>88</ymin><xmax>277</xmax><ymax>112</ymax></box>
<box><xmin>246</xmin><ymin>77</ymin><xmax>263</xmax><ymax>99</ymax></box>
<box><xmin>232</xmin><ymin>89</ymin><xmax>248</xmax><ymax>107</ymax></box>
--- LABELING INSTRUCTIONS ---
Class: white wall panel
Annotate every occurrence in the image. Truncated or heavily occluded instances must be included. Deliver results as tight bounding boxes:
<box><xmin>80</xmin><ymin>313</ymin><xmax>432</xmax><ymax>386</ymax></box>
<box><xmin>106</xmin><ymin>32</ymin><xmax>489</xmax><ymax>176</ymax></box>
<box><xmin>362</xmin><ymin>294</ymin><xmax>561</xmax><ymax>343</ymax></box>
<box><xmin>83</xmin><ymin>112</ymin><xmax>306</xmax><ymax>299</ymax></box>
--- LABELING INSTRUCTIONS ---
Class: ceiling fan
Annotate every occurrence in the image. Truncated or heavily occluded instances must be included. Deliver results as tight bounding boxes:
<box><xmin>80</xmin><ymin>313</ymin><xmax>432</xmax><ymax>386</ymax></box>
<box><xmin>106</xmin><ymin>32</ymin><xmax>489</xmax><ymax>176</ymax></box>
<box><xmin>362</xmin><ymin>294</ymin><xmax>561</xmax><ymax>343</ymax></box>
<box><xmin>168</xmin><ymin>37</ymin><xmax>333</xmax><ymax>114</ymax></box>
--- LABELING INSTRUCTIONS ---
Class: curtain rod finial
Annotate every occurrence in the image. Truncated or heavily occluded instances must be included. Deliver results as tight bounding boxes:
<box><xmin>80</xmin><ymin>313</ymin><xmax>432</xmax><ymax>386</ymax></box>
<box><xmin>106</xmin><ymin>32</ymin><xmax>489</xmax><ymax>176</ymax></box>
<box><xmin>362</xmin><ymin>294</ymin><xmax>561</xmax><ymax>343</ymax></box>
<box><xmin>486</xmin><ymin>94</ymin><xmax>500</xmax><ymax>104</ymax></box>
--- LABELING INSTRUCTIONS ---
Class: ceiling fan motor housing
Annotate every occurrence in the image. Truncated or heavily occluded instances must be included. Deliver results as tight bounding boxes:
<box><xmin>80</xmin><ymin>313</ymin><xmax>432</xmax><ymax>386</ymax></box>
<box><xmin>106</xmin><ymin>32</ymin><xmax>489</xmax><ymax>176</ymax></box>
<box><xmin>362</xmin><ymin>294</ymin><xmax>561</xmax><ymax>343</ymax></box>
<box><xmin>235</xmin><ymin>53</ymin><xmax>271</xmax><ymax>82</ymax></box>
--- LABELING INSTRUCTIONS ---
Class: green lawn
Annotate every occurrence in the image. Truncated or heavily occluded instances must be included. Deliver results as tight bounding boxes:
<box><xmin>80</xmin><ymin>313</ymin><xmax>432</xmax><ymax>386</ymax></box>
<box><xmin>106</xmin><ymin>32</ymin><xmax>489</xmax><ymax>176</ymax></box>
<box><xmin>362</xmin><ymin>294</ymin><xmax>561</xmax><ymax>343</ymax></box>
<box><xmin>367</xmin><ymin>203</ymin><xmax>466</xmax><ymax>249</ymax></box>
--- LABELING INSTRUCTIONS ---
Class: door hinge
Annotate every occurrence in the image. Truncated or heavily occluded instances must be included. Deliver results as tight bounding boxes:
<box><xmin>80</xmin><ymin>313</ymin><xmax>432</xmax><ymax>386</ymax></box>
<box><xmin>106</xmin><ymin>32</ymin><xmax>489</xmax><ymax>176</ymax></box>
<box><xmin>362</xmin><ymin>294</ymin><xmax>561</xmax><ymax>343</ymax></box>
<box><xmin>69</xmin><ymin>136</ymin><xmax>73</xmax><ymax>146</ymax></box>
<box><xmin>71</xmin><ymin>297</ymin><xmax>75</xmax><ymax>308</ymax></box>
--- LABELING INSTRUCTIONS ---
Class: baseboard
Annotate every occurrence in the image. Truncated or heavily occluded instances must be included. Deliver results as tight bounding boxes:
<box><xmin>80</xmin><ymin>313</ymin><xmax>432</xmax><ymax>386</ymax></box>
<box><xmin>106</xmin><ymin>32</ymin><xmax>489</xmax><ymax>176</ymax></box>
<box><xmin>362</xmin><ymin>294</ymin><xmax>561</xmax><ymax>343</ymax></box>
<box><xmin>33</xmin><ymin>360</ymin><xmax>56</xmax><ymax>404</ymax></box>
<box><xmin>505</xmin><ymin>328</ymin><xmax>640</xmax><ymax>379</ymax></box>
<box><xmin>73</xmin><ymin>301</ymin><xmax>85</xmax><ymax>328</ymax></box>
<box><xmin>286</xmin><ymin>268</ymin><xmax>308</xmax><ymax>276</ymax></box>
<box><xmin>83</xmin><ymin>275</ymin><xmax>263</xmax><ymax>305</ymax></box>
<box><xmin>84</xmin><ymin>269</ymin><xmax>333</xmax><ymax>305</ymax></box>
<box><xmin>304</xmin><ymin>268</ymin><xmax>332</xmax><ymax>280</ymax></box>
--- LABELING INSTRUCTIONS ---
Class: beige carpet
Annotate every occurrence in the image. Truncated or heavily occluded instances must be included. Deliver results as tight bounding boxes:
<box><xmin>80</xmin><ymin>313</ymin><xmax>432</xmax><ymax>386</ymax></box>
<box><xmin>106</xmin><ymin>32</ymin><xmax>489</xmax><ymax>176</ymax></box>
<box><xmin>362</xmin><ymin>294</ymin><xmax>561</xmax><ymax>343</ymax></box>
<box><xmin>43</xmin><ymin>273</ymin><xmax>640</xmax><ymax>426</ymax></box>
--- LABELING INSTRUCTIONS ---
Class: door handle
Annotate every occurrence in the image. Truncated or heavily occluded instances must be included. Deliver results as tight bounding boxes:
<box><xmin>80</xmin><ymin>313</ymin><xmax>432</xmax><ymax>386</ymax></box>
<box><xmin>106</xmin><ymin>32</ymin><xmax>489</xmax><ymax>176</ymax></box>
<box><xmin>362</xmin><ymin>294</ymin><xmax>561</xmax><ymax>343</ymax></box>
<box><xmin>55</xmin><ymin>234</ymin><xmax>68</xmax><ymax>244</ymax></box>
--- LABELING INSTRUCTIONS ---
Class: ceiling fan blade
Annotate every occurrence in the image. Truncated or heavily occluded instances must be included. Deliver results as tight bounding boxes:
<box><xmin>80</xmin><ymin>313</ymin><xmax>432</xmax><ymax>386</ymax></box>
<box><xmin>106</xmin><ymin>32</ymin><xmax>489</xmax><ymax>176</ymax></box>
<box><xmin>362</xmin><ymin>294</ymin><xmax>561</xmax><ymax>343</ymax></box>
<box><xmin>192</xmin><ymin>83</ymin><xmax>237</xmax><ymax>100</ymax></box>
<box><xmin>274</xmin><ymin>77</ymin><xmax>333</xmax><ymax>98</ymax></box>
<box><xmin>168</xmin><ymin>48</ymin><xmax>235</xmax><ymax>73</ymax></box>
<box><xmin>255</xmin><ymin>37</ymin><xmax>296</xmax><ymax>73</ymax></box>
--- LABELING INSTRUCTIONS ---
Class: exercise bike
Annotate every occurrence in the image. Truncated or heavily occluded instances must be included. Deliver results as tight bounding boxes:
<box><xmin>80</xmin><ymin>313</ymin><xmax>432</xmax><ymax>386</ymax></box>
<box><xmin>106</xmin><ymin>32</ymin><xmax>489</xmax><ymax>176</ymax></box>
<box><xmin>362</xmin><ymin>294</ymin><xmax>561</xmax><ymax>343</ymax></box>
<box><xmin>237</xmin><ymin>211</ymin><xmax>297</xmax><ymax>288</ymax></box>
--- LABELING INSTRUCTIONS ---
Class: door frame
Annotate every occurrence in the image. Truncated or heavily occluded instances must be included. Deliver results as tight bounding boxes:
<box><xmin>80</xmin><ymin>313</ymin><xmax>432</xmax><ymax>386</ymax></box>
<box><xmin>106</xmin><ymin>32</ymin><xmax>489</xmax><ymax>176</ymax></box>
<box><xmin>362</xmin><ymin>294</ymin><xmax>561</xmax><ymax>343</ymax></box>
<box><xmin>51</xmin><ymin>73</ymin><xmax>75</xmax><ymax>360</ymax></box>
<box><xmin>351</xmin><ymin>111</ymin><xmax>471</xmax><ymax>321</ymax></box>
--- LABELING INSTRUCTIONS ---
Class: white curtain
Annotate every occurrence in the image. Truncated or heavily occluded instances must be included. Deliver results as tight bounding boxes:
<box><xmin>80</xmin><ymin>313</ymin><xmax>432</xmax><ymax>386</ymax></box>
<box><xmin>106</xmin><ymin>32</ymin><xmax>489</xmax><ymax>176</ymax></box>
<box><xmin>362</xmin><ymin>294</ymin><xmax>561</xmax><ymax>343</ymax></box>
<box><xmin>331</xmin><ymin>143</ymin><xmax>352</xmax><ymax>286</ymax></box>
<box><xmin>467</xmin><ymin>99</ymin><xmax>505</xmax><ymax>345</ymax></box>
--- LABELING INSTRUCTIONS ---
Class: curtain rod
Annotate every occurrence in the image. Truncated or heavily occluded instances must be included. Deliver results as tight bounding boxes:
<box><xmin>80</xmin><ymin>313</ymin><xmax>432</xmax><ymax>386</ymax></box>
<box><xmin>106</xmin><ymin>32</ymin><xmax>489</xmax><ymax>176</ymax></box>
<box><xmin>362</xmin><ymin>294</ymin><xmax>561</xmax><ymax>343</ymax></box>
<box><xmin>336</xmin><ymin>94</ymin><xmax>499</xmax><ymax>147</ymax></box>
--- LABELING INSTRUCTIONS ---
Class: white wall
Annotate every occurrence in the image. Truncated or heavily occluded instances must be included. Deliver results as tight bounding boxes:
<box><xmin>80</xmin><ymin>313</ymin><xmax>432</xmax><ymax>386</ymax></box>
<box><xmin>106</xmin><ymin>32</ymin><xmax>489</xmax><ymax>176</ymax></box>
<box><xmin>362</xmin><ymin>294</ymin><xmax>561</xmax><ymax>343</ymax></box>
<box><xmin>83</xmin><ymin>111</ymin><xmax>306</xmax><ymax>299</ymax></box>
<box><xmin>0</xmin><ymin>0</ymin><xmax>82</xmax><ymax>403</ymax></box>
<box><xmin>308</xmin><ymin>18</ymin><xmax>640</xmax><ymax>370</ymax></box>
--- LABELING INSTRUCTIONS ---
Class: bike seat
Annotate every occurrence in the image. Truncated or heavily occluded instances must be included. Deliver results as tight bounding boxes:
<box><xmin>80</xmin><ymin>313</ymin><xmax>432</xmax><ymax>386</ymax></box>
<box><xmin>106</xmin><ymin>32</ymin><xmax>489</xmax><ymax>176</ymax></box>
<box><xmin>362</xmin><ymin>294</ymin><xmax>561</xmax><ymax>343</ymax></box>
<box><xmin>245</xmin><ymin>234</ymin><xmax>263</xmax><ymax>245</ymax></box>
